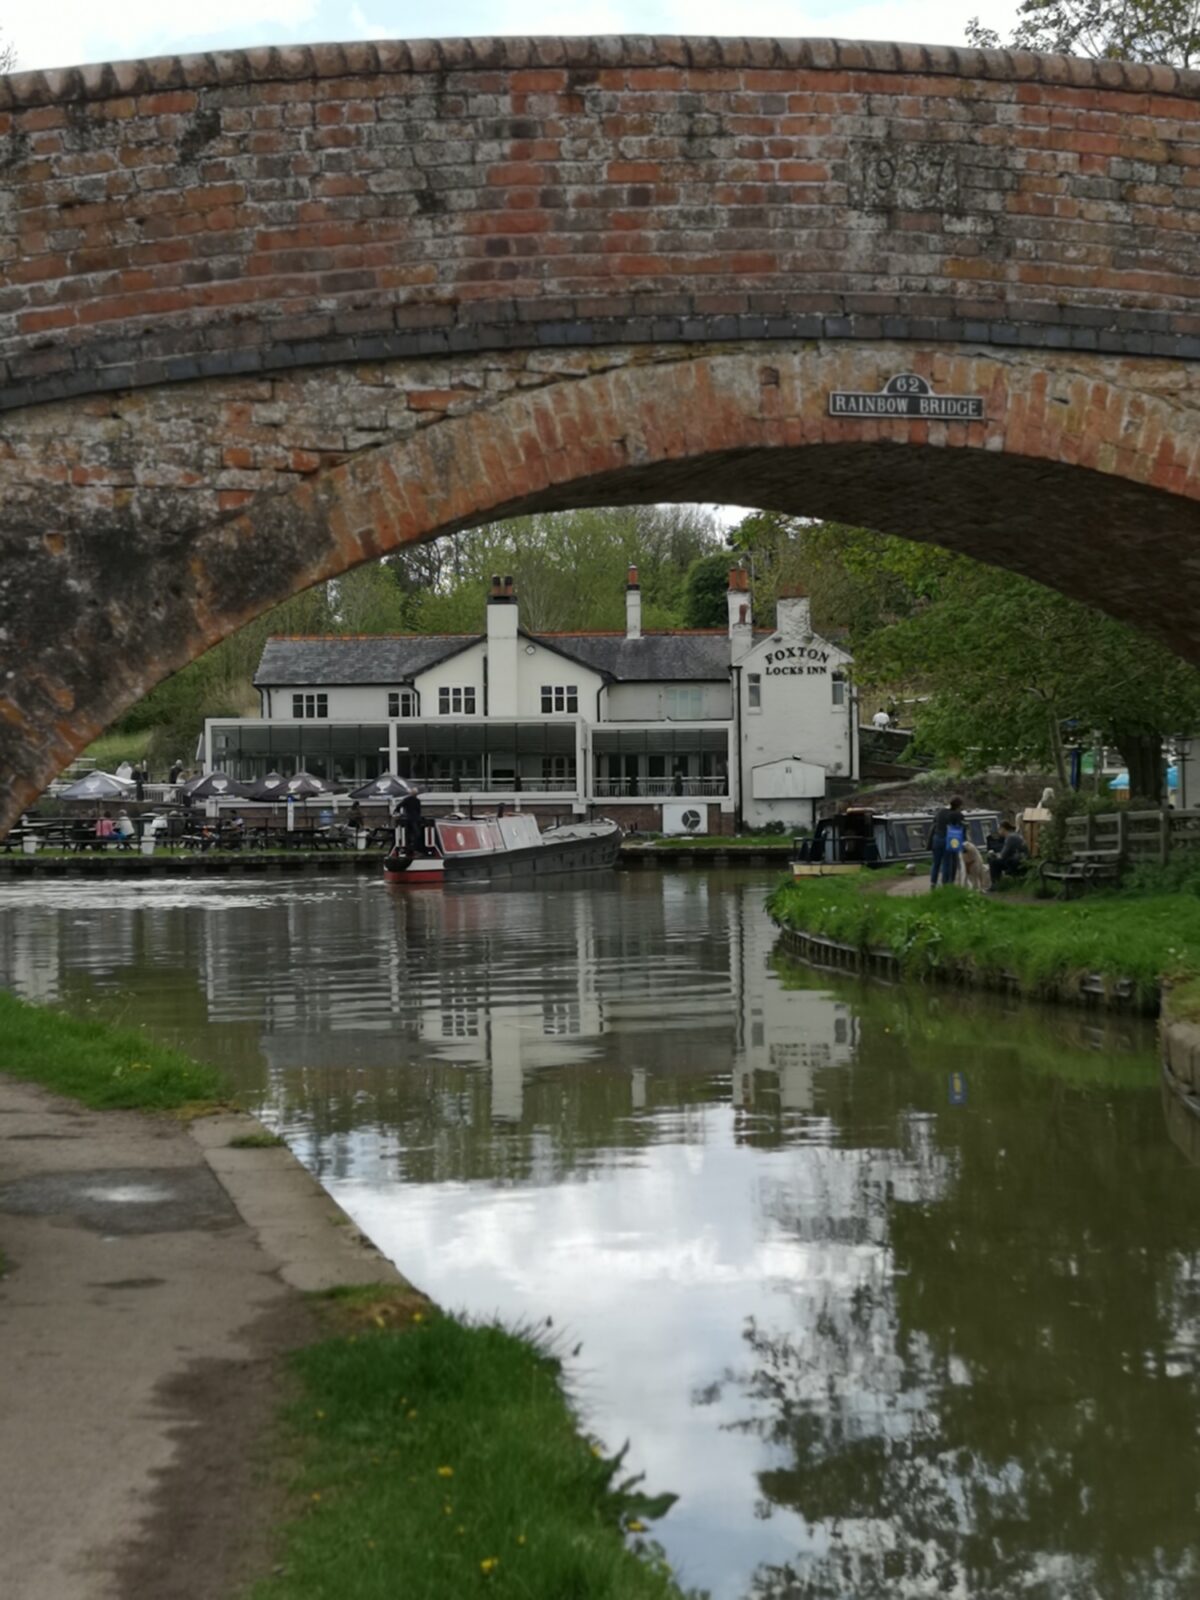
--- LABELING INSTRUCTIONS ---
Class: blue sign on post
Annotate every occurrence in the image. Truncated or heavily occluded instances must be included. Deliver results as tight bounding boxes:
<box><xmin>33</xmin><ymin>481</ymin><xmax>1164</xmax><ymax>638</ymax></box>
<box><xmin>948</xmin><ymin>1072</ymin><xmax>968</xmax><ymax>1106</ymax></box>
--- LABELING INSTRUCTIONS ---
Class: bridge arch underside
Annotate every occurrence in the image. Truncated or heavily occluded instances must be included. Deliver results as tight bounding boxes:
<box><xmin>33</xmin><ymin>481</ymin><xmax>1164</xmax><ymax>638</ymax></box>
<box><xmin>2</xmin><ymin>340</ymin><xmax>1200</xmax><ymax>831</ymax></box>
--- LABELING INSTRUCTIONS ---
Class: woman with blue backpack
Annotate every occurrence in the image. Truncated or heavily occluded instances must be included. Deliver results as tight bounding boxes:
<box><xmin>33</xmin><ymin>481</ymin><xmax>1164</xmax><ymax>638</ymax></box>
<box><xmin>927</xmin><ymin>796</ymin><xmax>966</xmax><ymax>888</ymax></box>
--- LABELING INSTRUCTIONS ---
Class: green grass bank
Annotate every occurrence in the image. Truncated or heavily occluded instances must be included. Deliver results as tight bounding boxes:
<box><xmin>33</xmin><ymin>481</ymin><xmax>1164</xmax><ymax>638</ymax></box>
<box><xmin>767</xmin><ymin>874</ymin><xmax>1200</xmax><ymax>1011</ymax></box>
<box><xmin>0</xmin><ymin>990</ymin><xmax>229</xmax><ymax>1111</ymax></box>
<box><xmin>257</xmin><ymin>1294</ymin><xmax>695</xmax><ymax>1600</ymax></box>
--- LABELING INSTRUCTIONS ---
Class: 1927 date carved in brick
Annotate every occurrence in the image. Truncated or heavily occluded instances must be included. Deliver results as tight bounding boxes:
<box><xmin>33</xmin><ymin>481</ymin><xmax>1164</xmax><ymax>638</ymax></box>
<box><xmin>849</xmin><ymin>142</ymin><xmax>961</xmax><ymax>212</ymax></box>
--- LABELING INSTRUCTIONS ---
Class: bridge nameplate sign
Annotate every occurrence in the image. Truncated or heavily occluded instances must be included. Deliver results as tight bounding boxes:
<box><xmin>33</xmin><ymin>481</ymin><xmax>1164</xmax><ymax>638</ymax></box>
<box><xmin>828</xmin><ymin>374</ymin><xmax>985</xmax><ymax>421</ymax></box>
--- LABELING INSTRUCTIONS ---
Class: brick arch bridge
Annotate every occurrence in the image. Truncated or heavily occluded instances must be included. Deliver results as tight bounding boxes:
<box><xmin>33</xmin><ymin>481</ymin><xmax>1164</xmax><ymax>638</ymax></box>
<box><xmin>3</xmin><ymin>35</ymin><xmax>1200</xmax><ymax>831</ymax></box>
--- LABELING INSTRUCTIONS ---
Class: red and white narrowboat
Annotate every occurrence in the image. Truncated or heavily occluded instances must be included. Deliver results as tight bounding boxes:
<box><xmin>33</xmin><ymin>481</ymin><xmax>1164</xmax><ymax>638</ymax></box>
<box><xmin>384</xmin><ymin>812</ymin><xmax>621</xmax><ymax>886</ymax></box>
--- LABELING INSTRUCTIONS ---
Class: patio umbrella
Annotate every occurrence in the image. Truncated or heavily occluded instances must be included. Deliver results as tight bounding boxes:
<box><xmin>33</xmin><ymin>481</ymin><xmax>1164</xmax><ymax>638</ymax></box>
<box><xmin>179</xmin><ymin>770</ymin><xmax>250</xmax><ymax>801</ymax></box>
<box><xmin>241</xmin><ymin>771</ymin><xmax>290</xmax><ymax>802</ymax></box>
<box><xmin>282</xmin><ymin>770</ymin><xmax>330</xmax><ymax>799</ymax></box>
<box><xmin>58</xmin><ymin>770</ymin><xmax>134</xmax><ymax>801</ymax></box>
<box><xmin>348</xmin><ymin>774</ymin><xmax>416</xmax><ymax>800</ymax></box>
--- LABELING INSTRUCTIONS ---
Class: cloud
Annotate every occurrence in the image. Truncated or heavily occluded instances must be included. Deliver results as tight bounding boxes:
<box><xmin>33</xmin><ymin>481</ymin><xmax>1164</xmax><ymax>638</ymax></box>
<box><xmin>9</xmin><ymin>0</ymin><xmax>1024</xmax><ymax>72</ymax></box>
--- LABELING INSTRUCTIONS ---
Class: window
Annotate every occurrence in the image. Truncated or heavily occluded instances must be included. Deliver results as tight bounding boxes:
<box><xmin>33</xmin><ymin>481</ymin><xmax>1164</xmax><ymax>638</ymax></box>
<box><xmin>666</xmin><ymin>686</ymin><xmax>704</xmax><ymax>719</ymax></box>
<box><xmin>540</xmin><ymin>684</ymin><xmax>578</xmax><ymax>714</ymax></box>
<box><xmin>747</xmin><ymin>674</ymin><xmax>762</xmax><ymax>711</ymax></box>
<box><xmin>832</xmin><ymin>672</ymin><xmax>846</xmax><ymax>707</ymax></box>
<box><xmin>387</xmin><ymin>690</ymin><xmax>416</xmax><ymax>718</ymax></box>
<box><xmin>438</xmin><ymin>686</ymin><xmax>477</xmax><ymax>715</ymax></box>
<box><xmin>291</xmin><ymin>693</ymin><xmax>328</xmax><ymax>719</ymax></box>
<box><xmin>541</xmin><ymin>755</ymin><xmax>576</xmax><ymax>785</ymax></box>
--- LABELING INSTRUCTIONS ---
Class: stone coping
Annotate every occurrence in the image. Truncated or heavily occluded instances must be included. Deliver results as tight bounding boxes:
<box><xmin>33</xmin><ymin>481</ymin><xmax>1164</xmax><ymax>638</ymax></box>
<box><xmin>3</xmin><ymin>35</ymin><xmax>1198</xmax><ymax>111</ymax></box>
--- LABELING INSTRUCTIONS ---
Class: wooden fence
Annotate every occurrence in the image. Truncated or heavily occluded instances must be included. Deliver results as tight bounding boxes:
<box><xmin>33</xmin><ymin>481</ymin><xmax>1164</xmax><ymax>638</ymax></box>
<box><xmin>1064</xmin><ymin>808</ymin><xmax>1200</xmax><ymax>863</ymax></box>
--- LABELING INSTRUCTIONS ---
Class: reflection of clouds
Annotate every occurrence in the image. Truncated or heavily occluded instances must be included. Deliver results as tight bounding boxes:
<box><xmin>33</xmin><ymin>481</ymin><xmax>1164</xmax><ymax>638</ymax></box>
<box><xmin>331</xmin><ymin>1107</ymin><xmax>946</xmax><ymax>1597</ymax></box>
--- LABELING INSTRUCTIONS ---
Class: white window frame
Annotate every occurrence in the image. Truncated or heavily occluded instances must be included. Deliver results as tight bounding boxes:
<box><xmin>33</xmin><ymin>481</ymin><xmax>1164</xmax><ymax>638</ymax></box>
<box><xmin>747</xmin><ymin>674</ymin><xmax>762</xmax><ymax>712</ymax></box>
<box><xmin>438</xmin><ymin>686</ymin><xmax>477</xmax><ymax>715</ymax></box>
<box><xmin>540</xmin><ymin>684</ymin><xmax>578</xmax><ymax>714</ymax></box>
<box><xmin>832</xmin><ymin>672</ymin><xmax>846</xmax><ymax>708</ymax></box>
<box><xmin>387</xmin><ymin>690</ymin><xmax>416</xmax><ymax>719</ymax></box>
<box><xmin>292</xmin><ymin>692</ymin><xmax>328</xmax><ymax>719</ymax></box>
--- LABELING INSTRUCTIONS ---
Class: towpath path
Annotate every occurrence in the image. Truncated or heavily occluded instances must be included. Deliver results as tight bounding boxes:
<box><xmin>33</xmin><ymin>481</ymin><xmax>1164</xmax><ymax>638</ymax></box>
<box><xmin>0</xmin><ymin>1079</ymin><xmax>400</xmax><ymax>1600</ymax></box>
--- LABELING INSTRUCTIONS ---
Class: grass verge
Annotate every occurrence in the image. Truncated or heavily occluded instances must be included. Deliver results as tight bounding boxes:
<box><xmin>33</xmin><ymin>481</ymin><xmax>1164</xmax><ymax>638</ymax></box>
<box><xmin>767</xmin><ymin>874</ymin><xmax>1200</xmax><ymax>1009</ymax></box>
<box><xmin>255</xmin><ymin>1293</ymin><xmax>697</xmax><ymax>1600</ymax></box>
<box><xmin>0</xmin><ymin>990</ymin><xmax>229</xmax><ymax>1111</ymax></box>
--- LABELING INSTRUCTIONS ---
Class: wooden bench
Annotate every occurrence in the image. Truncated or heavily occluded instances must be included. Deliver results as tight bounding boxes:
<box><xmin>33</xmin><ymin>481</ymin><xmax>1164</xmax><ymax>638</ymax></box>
<box><xmin>1039</xmin><ymin>848</ymin><xmax>1123</xmax><ymax>898</ymax></box>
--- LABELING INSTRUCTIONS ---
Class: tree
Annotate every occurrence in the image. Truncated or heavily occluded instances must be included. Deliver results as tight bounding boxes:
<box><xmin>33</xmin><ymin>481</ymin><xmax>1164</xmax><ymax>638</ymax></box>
<box><xmin>966</xmin><ymin>0</ymin><xmax>1200</xmax><ymax>67</ymax></box>
<box><xmin>1</xmin><ymin>30</ymin><xmax>15</xmax><ymax>72</ymax></box>
<box><xmin>793</xmin><ymin>523</ymin><xmax>1200</xmax><ymax>803</ymax></box>
<box><xmin>681</xmin><ymin>551</ymin><xmax>733</xmax><ymax>628</ymax></box>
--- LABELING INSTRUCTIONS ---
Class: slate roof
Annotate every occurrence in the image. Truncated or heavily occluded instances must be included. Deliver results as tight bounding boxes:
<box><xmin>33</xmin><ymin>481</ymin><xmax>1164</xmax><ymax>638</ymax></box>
<box><xmin>254</xmin><ymin>629</ymin><xmax>751</xmax><ymax>688</ymax></box>
<box><xmin>254</xmin><ymin>635</ymin><xmax>479</xmax><ymax>687</ymax></box>
<box><xmin>537</xmin><ymin>631</ymin><xmax>736</xmax><ymax>681</ymax></box>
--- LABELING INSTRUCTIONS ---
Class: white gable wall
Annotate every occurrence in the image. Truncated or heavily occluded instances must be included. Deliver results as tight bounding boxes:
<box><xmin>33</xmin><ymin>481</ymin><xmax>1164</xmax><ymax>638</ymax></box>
<box><xmin>413</xmin><ymin>641</ymin><xmax>487</xmax><ymax>713</ymax></box>
<box><xmin>515</xmin><ymin>642</ymin><xmax>605</xmax><ymax>720</ymax></box>
<box><xmin>738</xmin><ymin>626</ymin><xmax>855</xmax><ymax>828</ymax></box>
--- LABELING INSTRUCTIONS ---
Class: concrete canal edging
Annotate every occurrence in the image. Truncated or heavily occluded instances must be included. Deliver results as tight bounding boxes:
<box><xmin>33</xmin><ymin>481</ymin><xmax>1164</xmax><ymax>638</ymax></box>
<box><xmin>0</xmin><ymin>842</ymin><xmax>796</xmax><ymax>876</ymax></box>
<box><xmin>772</xmin><ymin>922</ymin><xmax>1150</xmax><ymax>1011</ymax></box>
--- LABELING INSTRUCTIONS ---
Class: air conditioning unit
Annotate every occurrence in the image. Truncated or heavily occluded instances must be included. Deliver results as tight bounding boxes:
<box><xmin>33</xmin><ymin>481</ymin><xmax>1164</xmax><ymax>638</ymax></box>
<box><xmin>663</xmin><ymin>802</ymin><xmax>708</xmax><ymax>836</ymax></box>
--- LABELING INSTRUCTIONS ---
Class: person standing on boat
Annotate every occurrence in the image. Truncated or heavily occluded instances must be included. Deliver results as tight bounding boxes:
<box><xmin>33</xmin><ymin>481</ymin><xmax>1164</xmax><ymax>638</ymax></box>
<box><xmin>400</xmin><ymin>788</ymin><xmax>424</xmax><ymax>855</ymax></box>
<box><xmin>927</xmin><ymin>796</ymin><xmax>965</xmax><ymax>888</ymax></box>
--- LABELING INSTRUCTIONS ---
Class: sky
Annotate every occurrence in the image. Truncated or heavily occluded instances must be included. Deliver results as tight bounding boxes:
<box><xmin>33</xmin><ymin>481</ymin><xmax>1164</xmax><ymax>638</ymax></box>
<box><xmin>4</xmin><ymin>1</ymin><xmax>1020</xmax><ymax>74</ymax></box>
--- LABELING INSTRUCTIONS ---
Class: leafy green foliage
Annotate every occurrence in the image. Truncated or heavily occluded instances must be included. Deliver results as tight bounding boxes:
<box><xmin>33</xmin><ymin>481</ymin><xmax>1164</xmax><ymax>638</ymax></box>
<box><xmin>681</xmin><ymin>551</ymin><xmax>733</xmax><ymax>627</ymax></box>
<box><xmin>967</xmin><ymin>0</ymin><xmax>1200</xmax><ymax>66</ymax></box>
<box><xmin>256</xmin><ymin>1309</ymin><xmax>697</xmax><ymax>1600</ymax></box>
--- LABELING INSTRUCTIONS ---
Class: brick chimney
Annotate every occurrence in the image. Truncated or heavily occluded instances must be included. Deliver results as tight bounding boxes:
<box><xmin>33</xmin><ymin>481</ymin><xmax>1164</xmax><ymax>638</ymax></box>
<box><xmin>487</xmin><ymin>572</ymin><xmax>519</xmax><ymax>715</ymax></box>
<box><xmin>625</xmin><ymin>565</ymin><xmax>642</xmax><ymax>640</ymax></box>
<box><xmin>728</xmin><ymin>566</ymin><xmax>753</xmax><ymax>663</ymax></box>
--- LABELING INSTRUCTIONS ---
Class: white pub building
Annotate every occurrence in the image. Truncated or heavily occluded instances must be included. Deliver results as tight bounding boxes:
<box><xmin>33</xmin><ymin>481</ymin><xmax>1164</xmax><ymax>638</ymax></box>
<box><xmin>206</xmin><ymin>567</ymin><xmax>857</xmax><ymax>834</ymax></box>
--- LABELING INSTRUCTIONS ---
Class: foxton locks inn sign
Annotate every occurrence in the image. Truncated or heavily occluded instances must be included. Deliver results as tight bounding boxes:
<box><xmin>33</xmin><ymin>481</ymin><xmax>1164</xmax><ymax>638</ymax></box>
<box><xmin>828</xmin><ymin>373</ymin><xmax>985</xmax><ymax>421</ymax></box>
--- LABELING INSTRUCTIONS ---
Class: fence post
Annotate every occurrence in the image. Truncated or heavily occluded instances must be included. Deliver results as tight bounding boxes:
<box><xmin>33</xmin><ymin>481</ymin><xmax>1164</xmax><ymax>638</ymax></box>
<box><xmin>1085</xmin><ymin>811</ymin><xmax>1096</xmax><ymax>852</ymax></box>
<box><xmin>1161</xmin><ymin>808</ymin><xmax>1171</xmax><ymax>866</ymax></box>
<box><xmin>1115</xmin><ymin>810</ymin><xmax>1127</xmax><ymax>859</ymax></box>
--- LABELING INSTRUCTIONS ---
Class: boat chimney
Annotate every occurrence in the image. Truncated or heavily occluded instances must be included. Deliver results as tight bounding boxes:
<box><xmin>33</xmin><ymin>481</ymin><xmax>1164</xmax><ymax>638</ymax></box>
<box><xmin>625</xmin><ymin>565</ymin><xmax>642</xmax><ymax>640</ymax></box>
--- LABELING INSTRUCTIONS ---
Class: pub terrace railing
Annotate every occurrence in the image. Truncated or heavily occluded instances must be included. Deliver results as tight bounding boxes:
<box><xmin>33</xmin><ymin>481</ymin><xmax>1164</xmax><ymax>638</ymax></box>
<box><xmin>592</xmin><ymin>778</ymin><xmax>728</xmax><ymax>798</ymax></box>
<box><xmin>1064</xmin><ymin>808</ymin><xmax>1200</xmax><ymax>864</ymax></box>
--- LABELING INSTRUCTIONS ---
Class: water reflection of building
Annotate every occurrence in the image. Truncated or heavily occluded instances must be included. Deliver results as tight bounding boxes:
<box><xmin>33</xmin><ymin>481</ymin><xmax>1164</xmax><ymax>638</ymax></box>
<box><xmin>729</xmin><ymin>892</ymin><xmax>857</xmax><ymax>1116</ymax></box>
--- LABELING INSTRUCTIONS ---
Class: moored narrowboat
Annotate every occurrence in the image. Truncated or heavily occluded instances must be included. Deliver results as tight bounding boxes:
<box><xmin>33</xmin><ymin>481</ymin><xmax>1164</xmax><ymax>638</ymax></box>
<box><xmin>792</xmin><ymin>808</ymin><xmax>1002</xmax><ymax>877</ymax></box>
<box><xmin>385</xmin><ymin>811</ymin><xmax>622</xmax><ymax>886</ymax></box>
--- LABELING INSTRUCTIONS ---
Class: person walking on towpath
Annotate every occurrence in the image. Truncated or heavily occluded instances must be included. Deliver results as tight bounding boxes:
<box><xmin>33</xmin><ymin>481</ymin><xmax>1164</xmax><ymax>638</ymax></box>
<box><xmin>927</xmin><ymin>796</ymin><xmax>966</xmax><ymax>888</ymax></box>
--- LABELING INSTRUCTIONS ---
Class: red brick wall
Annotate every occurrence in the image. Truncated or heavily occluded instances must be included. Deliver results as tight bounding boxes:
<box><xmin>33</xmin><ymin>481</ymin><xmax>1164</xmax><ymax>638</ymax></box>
<box><xmin>2</xmin><ymin>37</ymin><xmax>1200</xmax><ymax>410</ymax></box>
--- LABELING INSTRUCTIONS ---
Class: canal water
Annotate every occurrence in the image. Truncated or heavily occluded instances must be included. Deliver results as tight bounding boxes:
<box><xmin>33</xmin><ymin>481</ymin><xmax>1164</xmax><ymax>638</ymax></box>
<box><xmin>0</xmin><ymin>870</ymin><xmax>1197</xmax><ymax>1598</ymax></box>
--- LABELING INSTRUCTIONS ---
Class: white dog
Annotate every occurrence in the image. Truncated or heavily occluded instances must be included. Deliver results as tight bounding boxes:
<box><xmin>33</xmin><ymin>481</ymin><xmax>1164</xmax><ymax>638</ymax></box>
<box><xmin>957</xmin><ymin>839</ymin><xmax>989</xmax><ymax>892</ymax></box>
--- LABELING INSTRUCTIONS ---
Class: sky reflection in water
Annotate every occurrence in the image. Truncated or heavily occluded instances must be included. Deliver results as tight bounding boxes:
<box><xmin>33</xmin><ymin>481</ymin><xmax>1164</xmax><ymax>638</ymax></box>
<box><xmin>0</xmin><ymin>870</ymin><xmax>1196</xmax><ymax>1598</ymax></box>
